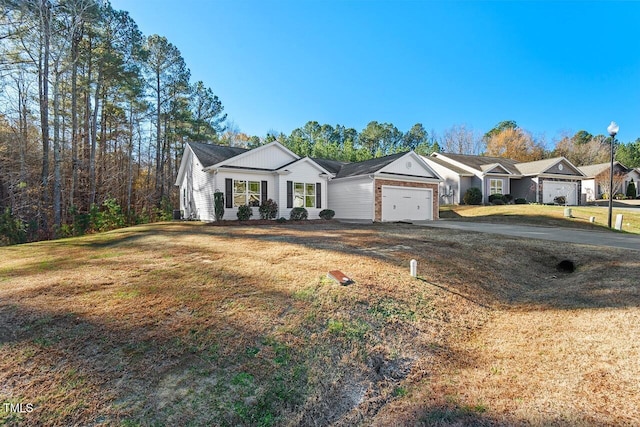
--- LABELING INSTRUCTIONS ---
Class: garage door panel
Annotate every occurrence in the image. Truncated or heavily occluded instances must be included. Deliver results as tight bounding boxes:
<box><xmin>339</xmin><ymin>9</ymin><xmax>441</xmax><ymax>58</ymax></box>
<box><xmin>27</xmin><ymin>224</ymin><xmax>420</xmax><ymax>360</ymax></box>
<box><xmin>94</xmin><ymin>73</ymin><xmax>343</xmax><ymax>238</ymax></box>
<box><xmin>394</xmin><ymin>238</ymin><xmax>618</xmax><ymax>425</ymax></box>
<box><xmin>382</xmin><ymin>186</ymin><xmax>432</xmax><ymax>221</ymax></box>
<box><xmin>542</xmin><ymin>181</ymin><xmax>577</xmax><ymax>205</ymax></box>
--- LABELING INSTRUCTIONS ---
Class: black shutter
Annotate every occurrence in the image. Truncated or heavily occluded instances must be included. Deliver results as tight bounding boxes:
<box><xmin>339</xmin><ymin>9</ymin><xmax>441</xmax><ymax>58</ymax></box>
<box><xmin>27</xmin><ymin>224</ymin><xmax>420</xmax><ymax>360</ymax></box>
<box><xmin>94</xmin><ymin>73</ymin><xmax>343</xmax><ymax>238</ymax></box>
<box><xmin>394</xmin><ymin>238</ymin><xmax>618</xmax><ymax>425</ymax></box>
<box><xmin>225</xmin><ymin>179</ymin><xmax>233</xmax><ymax>208</ymax></box>
<box><xmin>287</xmin><ymin>181</ymin><xmax>293</xmax><ymax>208</ymax></box>
<box><xmin>316</xmin><ymin>182</ymin><xmax>321</xmax><ymax>208</ymax></box>
<box><xmin>261</xmin><ymin>181</ymin><xmax>268</xmax><ymax>203</ymax></box>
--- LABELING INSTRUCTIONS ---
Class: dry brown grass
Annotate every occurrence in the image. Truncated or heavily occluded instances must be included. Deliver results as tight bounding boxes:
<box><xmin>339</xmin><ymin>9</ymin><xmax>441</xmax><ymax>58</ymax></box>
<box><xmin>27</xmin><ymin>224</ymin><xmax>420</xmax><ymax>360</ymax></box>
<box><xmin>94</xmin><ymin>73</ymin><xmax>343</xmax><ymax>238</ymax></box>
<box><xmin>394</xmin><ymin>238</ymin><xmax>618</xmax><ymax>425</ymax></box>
<box><xmin>441</xmin><ymin>204</ymin><xmax>640</xmax><ymax>234</ymax></box>
<box><xmin>0</xmin><ymin>221</ymin><xmax>638</xmax><ymax>426</ymax></box>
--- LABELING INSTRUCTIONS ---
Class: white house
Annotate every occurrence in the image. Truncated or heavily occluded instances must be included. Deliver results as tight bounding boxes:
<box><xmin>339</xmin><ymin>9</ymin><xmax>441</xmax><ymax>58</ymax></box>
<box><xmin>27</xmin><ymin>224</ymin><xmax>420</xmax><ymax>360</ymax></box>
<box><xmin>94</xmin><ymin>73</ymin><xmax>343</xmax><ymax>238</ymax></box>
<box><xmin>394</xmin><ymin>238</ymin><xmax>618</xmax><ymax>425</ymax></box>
<box><xmin>578</xmin><ymin>162</ymin><xmax>640</xmax><ymax>201</ymax></box>
<box><xmin>175</xmin><ymin>141</ymin><xmax>443</xmax><ymax>222</ymax></box>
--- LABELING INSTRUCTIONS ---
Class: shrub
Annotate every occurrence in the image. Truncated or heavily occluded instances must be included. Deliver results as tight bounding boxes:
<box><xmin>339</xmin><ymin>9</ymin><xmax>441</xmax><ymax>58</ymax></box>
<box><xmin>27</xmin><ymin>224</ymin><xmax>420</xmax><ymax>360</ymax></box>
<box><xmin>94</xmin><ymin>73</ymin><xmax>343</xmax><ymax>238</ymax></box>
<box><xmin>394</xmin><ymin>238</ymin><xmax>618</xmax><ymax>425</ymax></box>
<box><xmin>553</xmin><ymin>196</ymin><xmax>566</xmax><ymax>205</ymax></box>
<box><xmin>276</xmin><ymin>217</ymin><xmax>287</xmax><ymax>223</ymax></box>
<box><xmin>488</xmin><ymin>193</ymin><xmax>504</xmax><ymax>204</ymax></box>
<box><xmin>601</xmin><ymin>193</ymin><xmax>609</xmax><ymax>200</ymax></box>
<box><xmin>258</xmin><ymin>199</ymin><xmax>278</xmax><ymax>220</ymax></box>
<box><xmin>319</xmin><ymin>209</ymin><xmax>335</xmax><ymax>220</ymax></box>
<box><xmin>237</xmin><ymin>204</ymin><xmax>253</xmax><ymax>221</ymax></box>
<box><xmin>214</xmin><ymin>191</ymin><xmax>225</xmax><ymax>221</ymax></box>
<box><xmin>514</xmin><ymin>198</ymin><xmax>527</xmax><ymax>204</ymax></box>
<box><xmin>463</xmin><ymin>187</ymin><xmax>483</xmax><ymax>205</ymax></box>
<box><xmin>0</xmin><ymin>208</ymin><xmax>26</xmax><ymax>246</ymax></box>
<box><xmin>614</xmin><ymin>193</ymin><xmax>625</xmax><ymax>200</ymax></box>
<box><xmin>503</xmin><ymin>194</ymin><xmax>514</xmax><ymax>203</ymax></box>
<box><xmin>289</xmin><ymin>207</ymin><xmax>308</xmax><ymax>221</ymax></box>
<box><xmin>492</xmin><ymin>199</ymin><xmax>505</xmax><ymax>205</ymax></box>
<box><xmin>98</xmin><ymin>198</ymin><xmax>126</xmax><ymax>232</ymax></box>
<box><xmin>627</xmin><ymin>179</ymin><xmax>637</xmax><ymax>198</ymax></box>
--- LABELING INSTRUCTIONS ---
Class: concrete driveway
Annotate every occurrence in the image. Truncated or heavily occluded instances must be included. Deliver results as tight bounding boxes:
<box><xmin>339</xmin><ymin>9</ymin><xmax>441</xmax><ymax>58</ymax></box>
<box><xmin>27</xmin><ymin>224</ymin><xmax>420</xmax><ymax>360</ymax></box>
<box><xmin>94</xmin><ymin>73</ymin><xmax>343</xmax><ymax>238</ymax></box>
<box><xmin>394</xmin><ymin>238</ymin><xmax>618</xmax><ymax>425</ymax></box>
<box><xmin>416</xmin><ymin>220</ymin><xmax>640</xmax><ymax>251</ymax></box>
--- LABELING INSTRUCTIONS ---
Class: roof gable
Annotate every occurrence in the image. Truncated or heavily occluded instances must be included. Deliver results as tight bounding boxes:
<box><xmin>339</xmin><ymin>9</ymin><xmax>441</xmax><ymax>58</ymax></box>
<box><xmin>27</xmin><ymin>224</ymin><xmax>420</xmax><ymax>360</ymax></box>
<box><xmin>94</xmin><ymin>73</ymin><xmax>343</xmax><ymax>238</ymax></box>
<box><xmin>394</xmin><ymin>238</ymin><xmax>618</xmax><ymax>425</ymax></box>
<box><xmin>275</xmin><ymin>157</ymin><xmax>333</xmax><ymax>175</ymax></box>
<box><xmin>516</xmin><ymin>157</ymin><xmax>583</xmax><ymax>176</ymax></box>
<box><xmin>378</xmin><ymin>151</ymin><xmax>441</xmax><ymax>179</ymax></box>
<box><xmin>214</xmin><ymin>141</ymin><xmax>300</xmax><ymax>170</ymax></box>
<box><xmin>481</xmin><ymin>163</ymin><xmax>512</xmax><ymax>174</ymax></box>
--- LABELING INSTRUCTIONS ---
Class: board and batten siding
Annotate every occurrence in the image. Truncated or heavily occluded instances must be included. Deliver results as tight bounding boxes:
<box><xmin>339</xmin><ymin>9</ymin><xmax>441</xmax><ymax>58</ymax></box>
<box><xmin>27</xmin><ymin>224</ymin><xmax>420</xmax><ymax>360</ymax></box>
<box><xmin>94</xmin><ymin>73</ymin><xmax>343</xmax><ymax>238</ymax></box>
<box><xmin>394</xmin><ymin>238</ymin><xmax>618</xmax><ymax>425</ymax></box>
<box><xmin>328</xmin><ymin>177</ymin><xmax>374</xmax><ymax>220</ymax></box>
<box><xmin>223</xmin><ymin>145</ymin><xmax>296</xmax><ymax>170</ymax></box>
<box><xmin>277</xmin><ymin>161</ymin><xmax>329</xmax><ymax>220</ymax></box>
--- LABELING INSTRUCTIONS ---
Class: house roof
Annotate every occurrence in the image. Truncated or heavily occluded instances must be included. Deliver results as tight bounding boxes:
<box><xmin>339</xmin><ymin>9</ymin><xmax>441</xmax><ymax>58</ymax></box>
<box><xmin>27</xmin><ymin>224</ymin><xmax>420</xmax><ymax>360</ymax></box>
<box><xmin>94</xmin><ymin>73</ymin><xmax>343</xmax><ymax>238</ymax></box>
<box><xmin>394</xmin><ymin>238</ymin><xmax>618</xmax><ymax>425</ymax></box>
<box><xmin>578</xmin><ymin>161</ymin><xmax>629</xmax><ymax>178</ymax></box>
<box><xmin>331</xmin><ymin>152</ymin><xmax>409</xmax><ymax>178</ymax></box>
<box><xmin>311</xmin><ymin>157</ymin><xmax>348</xmax><ymax>175</ymax></box>
<box><xmin>188</xmin><ymin>141</ymin><xmax>248</xmax><ymax>168</ymax></box>
<box><xmin>424</xmin><ymin>156</ymin><xmax>474</xmax><ymax>176</ymax></box>
<box><xmin>434</xmin><ymin>153</ymin><xmax>522</xmax><ymax>175</ymax></box>
<box><xmin>514</xmin><ymin>157</ymin><xmax>583</xmax><ymax>176</ymax></box>
<box><xmin>186</xmin><ymin>141</ymin><xmax>432</xmax><ymax>180</ymax></box>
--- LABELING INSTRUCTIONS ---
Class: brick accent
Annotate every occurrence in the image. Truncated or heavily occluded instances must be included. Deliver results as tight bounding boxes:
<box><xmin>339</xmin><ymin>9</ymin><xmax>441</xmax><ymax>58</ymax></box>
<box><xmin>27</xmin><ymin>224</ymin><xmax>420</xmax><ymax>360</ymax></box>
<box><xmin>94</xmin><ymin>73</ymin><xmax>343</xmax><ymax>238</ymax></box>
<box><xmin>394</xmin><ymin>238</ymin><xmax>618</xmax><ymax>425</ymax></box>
<box><xmin>374</xmin><ymin>179</ymin><xmax>440</xmax><ymax>221</ymax></box>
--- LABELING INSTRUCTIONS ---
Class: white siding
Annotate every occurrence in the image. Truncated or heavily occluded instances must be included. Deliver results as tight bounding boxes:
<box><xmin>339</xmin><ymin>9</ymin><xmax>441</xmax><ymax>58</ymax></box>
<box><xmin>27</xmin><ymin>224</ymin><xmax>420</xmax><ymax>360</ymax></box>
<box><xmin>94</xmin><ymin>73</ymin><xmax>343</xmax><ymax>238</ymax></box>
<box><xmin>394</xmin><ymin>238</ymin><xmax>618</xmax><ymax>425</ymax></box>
<box><xmin>180</xmin><ymin>148</ymin><xmax>217</xmax><ymax>221</ymax></box>
<box><xmin>582</xmin><ymin>179</ymin><xmax>597</xmax><ymax>202</ymax></box>
<box><xmin>277</xmin><ymin>160</ymin><xmax>329</xmax><ymax>220</ymax></box>
<box><xmin>223</xmin><ymin>144</ymin><xmax>297</xmax><ymax>170</ymax></box>
<box><xmin>328</xmin><ymin>177</ymin><xmax>374</xmax><ymax>220</ymax></box>
<box><xmin>217</xmin><ymin>171</ymin><xmax>276</xmax><ymax>220</ymax></box>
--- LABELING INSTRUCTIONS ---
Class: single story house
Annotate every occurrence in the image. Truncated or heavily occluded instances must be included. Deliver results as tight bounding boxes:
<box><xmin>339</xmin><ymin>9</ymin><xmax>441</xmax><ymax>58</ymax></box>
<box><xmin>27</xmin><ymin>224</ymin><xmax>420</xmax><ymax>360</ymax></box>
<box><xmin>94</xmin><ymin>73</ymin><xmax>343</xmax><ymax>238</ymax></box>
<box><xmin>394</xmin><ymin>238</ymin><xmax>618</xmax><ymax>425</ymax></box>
<box><xmin>578</xmin><ymin>162</ymin><xmax>640</xmax><ymax>201</ymax></box>
<box><xmin>175</xmin><ymin>141</ymin><xmax>443</xmax><ymax>222</ymax></box>
<box><xmin>422</xmin><ymin>153</ymin><xmax>585</xmax><ymax>205</ymax></box>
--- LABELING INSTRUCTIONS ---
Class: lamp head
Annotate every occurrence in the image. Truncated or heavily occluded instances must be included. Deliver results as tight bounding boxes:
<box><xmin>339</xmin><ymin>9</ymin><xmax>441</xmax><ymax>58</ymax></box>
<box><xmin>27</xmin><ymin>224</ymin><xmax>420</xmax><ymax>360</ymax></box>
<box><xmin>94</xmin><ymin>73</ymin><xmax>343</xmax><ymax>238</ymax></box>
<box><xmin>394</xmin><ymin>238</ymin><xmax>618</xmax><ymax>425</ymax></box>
<box><xmin>607</xmin><ymin>121</ymin><xmax>619</xmax><ymax>137</ymax></box>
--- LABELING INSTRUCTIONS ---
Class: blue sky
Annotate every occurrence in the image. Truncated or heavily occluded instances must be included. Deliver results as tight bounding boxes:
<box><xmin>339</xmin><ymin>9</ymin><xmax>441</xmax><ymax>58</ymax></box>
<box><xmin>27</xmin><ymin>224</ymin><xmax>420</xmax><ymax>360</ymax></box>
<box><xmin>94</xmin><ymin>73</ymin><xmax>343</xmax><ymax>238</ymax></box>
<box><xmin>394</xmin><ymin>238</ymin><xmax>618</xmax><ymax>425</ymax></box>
<box><xmin>110</xmin><ymin>0</ymin><xmax>640</xmax><ymax>147</ymax></box>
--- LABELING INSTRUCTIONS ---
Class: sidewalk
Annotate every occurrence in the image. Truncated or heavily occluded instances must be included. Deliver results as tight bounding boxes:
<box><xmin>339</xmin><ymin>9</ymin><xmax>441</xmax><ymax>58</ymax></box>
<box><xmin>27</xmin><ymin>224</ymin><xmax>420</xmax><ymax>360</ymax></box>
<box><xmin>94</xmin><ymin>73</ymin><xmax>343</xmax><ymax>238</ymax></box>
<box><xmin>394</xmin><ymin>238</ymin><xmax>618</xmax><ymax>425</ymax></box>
<box><xmin>416</xmin><ymin>220</ymin><xmax>640</xmax><ymax>251</ymax></box>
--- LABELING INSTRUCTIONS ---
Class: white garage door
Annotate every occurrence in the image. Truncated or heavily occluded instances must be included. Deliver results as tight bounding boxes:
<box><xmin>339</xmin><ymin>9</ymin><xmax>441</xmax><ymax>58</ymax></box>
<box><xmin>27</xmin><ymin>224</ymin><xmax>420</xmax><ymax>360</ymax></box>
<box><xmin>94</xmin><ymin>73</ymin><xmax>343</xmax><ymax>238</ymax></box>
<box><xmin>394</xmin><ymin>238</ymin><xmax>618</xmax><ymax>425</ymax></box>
<box><xmin>381</xmin><ymin>186</ymin><xmax>433</xmax><ymax>222</ymax></box>
<box><xmin>542</xmin><ymin>181</ymin><xmax>578</xmax><ymax>205</ymax></box>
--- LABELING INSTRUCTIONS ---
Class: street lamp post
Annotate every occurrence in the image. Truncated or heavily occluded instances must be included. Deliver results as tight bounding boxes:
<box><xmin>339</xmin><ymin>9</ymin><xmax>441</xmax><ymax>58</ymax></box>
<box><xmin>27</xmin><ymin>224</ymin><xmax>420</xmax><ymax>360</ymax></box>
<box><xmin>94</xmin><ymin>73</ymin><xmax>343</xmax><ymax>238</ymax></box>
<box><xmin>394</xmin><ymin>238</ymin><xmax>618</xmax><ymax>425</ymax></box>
<box><xmin>607</xmin><ymin>121</ymin><xmax>619</xmax><ymax>228</ymax></box>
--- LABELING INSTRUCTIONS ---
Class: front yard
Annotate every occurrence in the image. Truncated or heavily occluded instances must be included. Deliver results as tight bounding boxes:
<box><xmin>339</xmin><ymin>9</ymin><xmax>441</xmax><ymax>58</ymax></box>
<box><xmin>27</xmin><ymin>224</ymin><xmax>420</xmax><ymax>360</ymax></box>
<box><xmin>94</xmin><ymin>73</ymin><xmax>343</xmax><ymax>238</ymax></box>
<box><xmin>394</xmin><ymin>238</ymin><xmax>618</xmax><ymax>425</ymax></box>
<box><xmin>1</xmin><ymin>221</ymin><xmax>639</xmax><ymax>425</ymax></box>
<box><xmin>440</xmin><ymin>204</ymin><xmax>640</xmax><ymax>234</ymax></box>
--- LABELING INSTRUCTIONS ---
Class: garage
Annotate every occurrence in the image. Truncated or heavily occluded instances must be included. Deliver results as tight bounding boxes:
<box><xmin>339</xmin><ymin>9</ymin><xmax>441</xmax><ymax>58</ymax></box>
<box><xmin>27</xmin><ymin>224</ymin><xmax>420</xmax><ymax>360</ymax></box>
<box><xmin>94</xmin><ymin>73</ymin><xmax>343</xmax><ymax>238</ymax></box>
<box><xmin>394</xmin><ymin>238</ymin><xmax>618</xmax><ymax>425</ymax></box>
<box><xmin>381</xmin><ymin>186</ymin><xmax>433</xmax><ymax>221</ymax></box>
<box><xmin>542</xmin><ymin>180</ymin><xmax>578</xmax><ymax>205</ymax></box>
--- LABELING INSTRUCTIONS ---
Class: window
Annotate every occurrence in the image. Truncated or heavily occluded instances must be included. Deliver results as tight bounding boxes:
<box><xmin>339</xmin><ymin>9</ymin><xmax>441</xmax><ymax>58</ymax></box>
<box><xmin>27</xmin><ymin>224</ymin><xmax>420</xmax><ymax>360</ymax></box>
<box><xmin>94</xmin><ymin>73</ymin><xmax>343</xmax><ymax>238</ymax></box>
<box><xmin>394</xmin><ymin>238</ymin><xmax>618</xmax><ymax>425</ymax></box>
<box><xmin>489</xmin><ymin>179</ymin><xmax>503</xmax><ymax>195</ymax></box>
<box><xmin>293</xmin><ymin>182</ymin><xmax>316</xmax><ymax>208</ymax></box>
<box><xmin>233</xmin><ymin>180</ymin><xmax>261</xmax><ymax>207</ymax></box>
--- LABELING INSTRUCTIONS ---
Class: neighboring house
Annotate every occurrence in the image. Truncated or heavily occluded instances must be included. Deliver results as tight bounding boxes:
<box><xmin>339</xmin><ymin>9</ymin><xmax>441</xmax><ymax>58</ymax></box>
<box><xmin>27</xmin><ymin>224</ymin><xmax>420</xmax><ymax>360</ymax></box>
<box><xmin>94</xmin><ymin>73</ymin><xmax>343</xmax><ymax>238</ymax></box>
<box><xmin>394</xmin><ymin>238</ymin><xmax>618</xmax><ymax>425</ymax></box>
<box><xmin>511</xmin><ymin>157</ymin><xmax>585</xmax><ymax>205</ymax></box>
<box><xmin>424</xmin><ymin>153</ymin><xmax>585</xmax><ymax>205</ymax></box>
<box><xmin>578</xmin><ymin>162</ymin><xmax>639</xmax><ymax>201</ymax></box>
<box><xmin>175</xmin><ymin>141</ymin><xmax>442</xmax><ymax>222</ymax></box>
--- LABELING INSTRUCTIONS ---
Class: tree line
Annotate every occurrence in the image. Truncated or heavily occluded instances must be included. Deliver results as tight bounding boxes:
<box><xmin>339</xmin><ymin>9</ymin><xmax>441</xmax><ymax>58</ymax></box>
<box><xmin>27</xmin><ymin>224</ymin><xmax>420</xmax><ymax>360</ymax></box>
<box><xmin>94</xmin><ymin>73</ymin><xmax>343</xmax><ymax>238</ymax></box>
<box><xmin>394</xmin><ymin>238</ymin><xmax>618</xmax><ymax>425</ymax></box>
<box><xmin>1</xmin><ymin>0</ymin><xmax>225</xmax><ymax>242</ymax></box>
<box><xmin>2</xmin><ymin>1</ymin><xmax>640</xmax><ymax>245</ymax></box>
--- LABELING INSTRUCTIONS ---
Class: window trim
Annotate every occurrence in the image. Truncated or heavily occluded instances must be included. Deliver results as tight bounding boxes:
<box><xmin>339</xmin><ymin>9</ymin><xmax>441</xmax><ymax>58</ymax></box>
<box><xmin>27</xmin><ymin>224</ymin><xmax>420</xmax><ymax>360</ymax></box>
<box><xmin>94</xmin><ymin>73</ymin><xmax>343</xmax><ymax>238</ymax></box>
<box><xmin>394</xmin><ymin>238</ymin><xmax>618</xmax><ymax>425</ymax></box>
<box><xmin>233</xmin><ymin>179</ymin><xmax>262</xmax><ymax>207</ymax></box>
<box><xmin>292</xmin><ymin>181</ymin><xmax>317</xmax><ymax>208</ymax></box>
<box><xmin>489</xmin><ymin>178</ymin><xmax>504</xmax><ymax>195</ymax></box>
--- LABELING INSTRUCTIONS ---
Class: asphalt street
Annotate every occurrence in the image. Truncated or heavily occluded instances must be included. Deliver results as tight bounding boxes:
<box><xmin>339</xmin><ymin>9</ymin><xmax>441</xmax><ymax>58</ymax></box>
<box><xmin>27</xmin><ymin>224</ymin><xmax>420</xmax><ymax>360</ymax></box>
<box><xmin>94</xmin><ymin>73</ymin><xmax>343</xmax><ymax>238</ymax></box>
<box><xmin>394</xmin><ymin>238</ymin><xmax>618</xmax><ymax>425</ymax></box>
<box><xmin>415</xmin><ymin>220</ymin><xmax>640</xmax><ymax>251</ymax></box>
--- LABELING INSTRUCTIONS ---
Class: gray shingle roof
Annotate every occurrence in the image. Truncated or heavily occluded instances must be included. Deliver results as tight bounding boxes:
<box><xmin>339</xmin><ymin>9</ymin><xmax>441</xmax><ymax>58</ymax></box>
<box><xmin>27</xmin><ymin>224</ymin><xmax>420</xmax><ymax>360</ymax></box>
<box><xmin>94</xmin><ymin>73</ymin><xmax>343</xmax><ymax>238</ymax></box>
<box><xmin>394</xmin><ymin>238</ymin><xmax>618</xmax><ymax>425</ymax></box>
<box><xmin>515</xmin><ymin>157</ymin><xmax>565</xmax><ymax>175</ymax></box>
<box><xmin>311</xmin><ymin>157</ymin><xmax>348</xmax><ymax>175</ymax></box>
<box><xmin>436</xmin><ymin>153</ymin><xmax>522</xmax><ymax>175</ymax></box>
<box><xmin>424</xmin><ymin>156</ymin><xmax>473</xmax><ymax>176</ymax></box>
<box><xmin>188</xmin><ymin>141</ymin><xmax>248</xmax><ymax>168</ymax></box>
<box><xmin>332</xmin><ymin>152</ymin><xmax>409</xmax><ymax>178</ymax></box>
<box><xmin>188</xmin><ymin>142</ymin><xmax>415</xmax><ymax>179</ymax></box>
<box><xmin>578</xmin><ymin>162</ymin><xmax>629</xmax><ymax>178</ymax></box>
